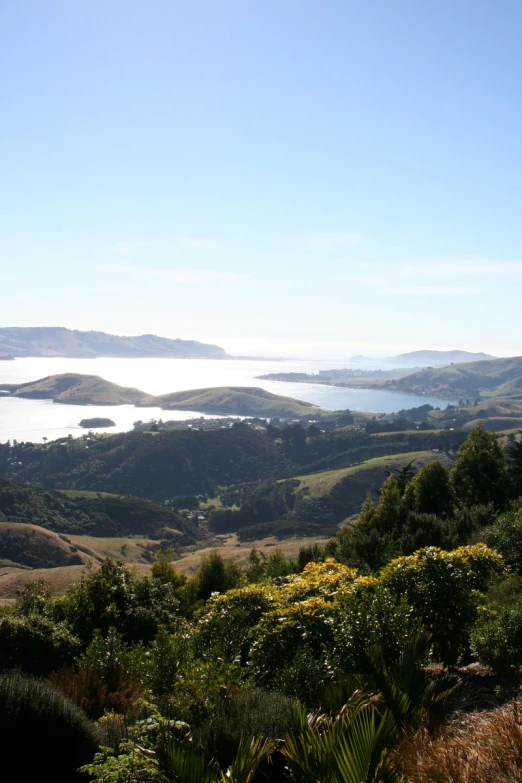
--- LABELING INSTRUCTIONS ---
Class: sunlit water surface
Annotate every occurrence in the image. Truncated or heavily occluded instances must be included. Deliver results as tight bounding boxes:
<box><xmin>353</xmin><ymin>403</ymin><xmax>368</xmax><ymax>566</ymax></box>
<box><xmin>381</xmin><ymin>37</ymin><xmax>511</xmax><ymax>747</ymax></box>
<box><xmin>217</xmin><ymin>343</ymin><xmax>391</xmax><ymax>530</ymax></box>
<box><xmin>0</xmin><ymin>357</ymin><xmax>454</xmax><ymax>443</ymax></box>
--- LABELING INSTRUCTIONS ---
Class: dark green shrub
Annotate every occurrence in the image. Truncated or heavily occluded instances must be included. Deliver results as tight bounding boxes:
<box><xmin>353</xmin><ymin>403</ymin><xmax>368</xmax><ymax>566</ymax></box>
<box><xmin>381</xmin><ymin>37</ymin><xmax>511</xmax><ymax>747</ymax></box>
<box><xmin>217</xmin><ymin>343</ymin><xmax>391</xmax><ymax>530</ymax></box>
<box><xmin>0</xmin><ymin>671</ymin><xmax>98</xmax><ymax>783</ymax></box>
<box><xmin>192</xmin><ymin>687</ymin><xmax>296</xmax><ymax>770</ymax></box>
<box><xmin>472</xmin><ymin>596</ymin><xmax>522</xmax><ymax>685</ymax></box>
<box><xmin>484</xmin><ymin>505</ymin><xmax>522</xmax><ymax>574</ymax></box>
<box><xmin>55</xmin><ymin>559</ymin><xmax>181</xmax><ymax>644</ymax></box>
<box><xmin>193</xmin><ymin>550</ymin><xmax>244</xmax><ymax>600</ymax></box>
<box><xmin>0</xmin><ymin>614</ymin><xmax>80</xmax><ymax>675</ymax></box>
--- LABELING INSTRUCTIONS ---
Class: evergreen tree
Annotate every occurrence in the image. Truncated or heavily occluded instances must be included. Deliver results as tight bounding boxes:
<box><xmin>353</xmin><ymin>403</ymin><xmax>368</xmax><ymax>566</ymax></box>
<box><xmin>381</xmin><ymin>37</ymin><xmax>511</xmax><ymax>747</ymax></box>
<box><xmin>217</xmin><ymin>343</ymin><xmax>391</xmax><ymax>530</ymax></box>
<box><xmin>451</xmin><ymin>425</ymin><xmax>509</xmax><ymax>510</ymax></box>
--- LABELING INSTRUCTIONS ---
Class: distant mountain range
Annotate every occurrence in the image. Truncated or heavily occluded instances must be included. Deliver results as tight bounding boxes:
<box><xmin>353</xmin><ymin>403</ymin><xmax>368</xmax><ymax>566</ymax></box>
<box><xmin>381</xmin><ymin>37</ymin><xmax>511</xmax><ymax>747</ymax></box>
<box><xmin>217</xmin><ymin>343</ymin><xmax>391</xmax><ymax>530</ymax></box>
<box><xmin>0</xmin><ymin>327</ymin><xmax>228</xmax><ymax>359</ymax></box>
<box><xmin>349</xmin><ymin>350</ymin><xmax>496</xmax><ymax>367</ymax></box>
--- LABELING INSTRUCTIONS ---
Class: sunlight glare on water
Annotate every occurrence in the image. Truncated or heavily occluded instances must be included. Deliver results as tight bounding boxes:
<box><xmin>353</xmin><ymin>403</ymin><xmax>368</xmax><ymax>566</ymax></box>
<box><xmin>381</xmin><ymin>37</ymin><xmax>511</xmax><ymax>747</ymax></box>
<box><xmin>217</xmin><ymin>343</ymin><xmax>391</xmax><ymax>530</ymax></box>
<box><xmin>0</xmin><ymin>357</ymin><xmax>454</xmax><ymax>443</ymax></box>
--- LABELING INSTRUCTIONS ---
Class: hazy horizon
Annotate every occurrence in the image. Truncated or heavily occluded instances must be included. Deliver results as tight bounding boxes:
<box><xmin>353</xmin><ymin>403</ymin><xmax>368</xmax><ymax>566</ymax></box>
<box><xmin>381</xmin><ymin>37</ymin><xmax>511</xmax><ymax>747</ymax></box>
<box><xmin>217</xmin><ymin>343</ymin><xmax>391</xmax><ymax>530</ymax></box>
<box><xmin>1</xmin><ymin>325</ymin><xmax>518</xmax><ymax>362</ymax></box>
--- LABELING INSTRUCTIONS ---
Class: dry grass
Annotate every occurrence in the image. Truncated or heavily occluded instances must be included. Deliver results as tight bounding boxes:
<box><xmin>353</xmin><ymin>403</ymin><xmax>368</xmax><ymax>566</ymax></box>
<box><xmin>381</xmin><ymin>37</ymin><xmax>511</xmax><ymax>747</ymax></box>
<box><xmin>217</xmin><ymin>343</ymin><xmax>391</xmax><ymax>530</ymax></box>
<box><xmin>0</xmin><ymin>534</ymin><xmax>326</xmax><ymax>592</ymax></box>
<box><xmin>67</xmin><ymin>534</ymin><xmax>151</xmax><ymax>564</ymax></box>
<box><xmin>172</xmin><ymin>535</ymin><xmax>328</xmax><ymax>575</ymax></box>
<box><xmin>399</xmin><ymin>702</ymin><xmax>522</xmax><ymax>783</ymax></box>
<box><xmin>0</xmin><ymin>562</ymin><xmax>153</xmax><ymax>599</ymax></box>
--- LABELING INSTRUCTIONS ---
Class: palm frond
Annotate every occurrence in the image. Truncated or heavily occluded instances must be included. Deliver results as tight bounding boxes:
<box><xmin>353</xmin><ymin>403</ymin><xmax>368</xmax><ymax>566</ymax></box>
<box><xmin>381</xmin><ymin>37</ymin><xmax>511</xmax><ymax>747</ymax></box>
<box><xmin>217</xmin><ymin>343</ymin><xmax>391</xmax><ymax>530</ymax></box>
<box><xmin>333</xmin><ymin>707</ymin><xmax>399</xmax><ymax>783</ymax></box>
<box><xmin>220</xmin><ymin>735</ymin><xmax>276</xmax><ymax>783</ymax></box>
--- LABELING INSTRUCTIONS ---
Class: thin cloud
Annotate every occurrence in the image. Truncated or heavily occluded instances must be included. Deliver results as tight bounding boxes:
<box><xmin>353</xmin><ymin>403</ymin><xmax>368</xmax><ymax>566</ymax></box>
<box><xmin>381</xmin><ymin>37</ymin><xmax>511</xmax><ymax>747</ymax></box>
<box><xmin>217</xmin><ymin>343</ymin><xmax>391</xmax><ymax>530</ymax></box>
<box><xmin>114</xmin><ymin>241</ymin><xmax>149</xmax><ymax>256</ymax></box>
<box><xmin>389</xmin><ymin>285</ymin><xmax>483</xmax><ymax>296</ymax></box>
<box><xmin>289</xmin><ymin>232</ymin><xmax>360</xmax><ymax>251</ymax></box>
<box><xmin>396</xmin><ymin>258</ymin><xmax>522</xmax><ymax>278</ymax></box>
<box><xmin>104</xmin><ymin>264</ymin><xmax>243</xmax><ymax>284</ymax></box>
<box><xmin>179</xmin><ymin>237</ymin><xmax>222</xmax><ymax>250</ymax></box>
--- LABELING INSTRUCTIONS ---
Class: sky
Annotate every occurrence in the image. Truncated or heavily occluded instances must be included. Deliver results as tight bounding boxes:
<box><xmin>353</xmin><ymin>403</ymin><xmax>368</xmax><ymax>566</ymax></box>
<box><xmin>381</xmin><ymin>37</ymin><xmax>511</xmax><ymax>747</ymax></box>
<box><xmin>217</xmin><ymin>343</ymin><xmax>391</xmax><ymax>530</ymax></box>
<box><xmin>1</xmin><ymin>0</ymin><xmax>521</xmax><ymax>359</ymax></box>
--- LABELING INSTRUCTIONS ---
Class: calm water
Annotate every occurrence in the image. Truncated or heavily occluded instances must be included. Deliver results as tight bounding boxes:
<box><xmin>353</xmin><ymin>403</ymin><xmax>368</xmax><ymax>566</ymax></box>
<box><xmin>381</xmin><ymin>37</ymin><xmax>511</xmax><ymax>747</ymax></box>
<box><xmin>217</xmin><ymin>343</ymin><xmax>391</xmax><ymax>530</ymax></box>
<box><xmin>0</xmin><ymin>357</ymin><xmax>453</xmax><ymax>443</ymax></box>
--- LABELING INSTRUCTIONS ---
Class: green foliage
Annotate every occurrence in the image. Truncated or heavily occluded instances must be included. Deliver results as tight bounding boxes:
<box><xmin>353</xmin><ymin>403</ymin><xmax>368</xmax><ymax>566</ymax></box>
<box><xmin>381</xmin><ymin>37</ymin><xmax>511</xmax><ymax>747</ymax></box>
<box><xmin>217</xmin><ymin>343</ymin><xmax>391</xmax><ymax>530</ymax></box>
<box><xmin>332</xmin><ymin>582</ymin><xmax>424</xmax><ymax>678</ymax></box>
<box><xmin>0</xmin><ymin>613</ymin><xmax>80</xmax><ymax>675</ymax></box>
<box><xmin>151</xmin><ymin>548</ymin><xmax>188</xmax><ymax>588</ymax></box>
<box><xmin>361</xmin><ymin>634</ymin><xmax>460</xmax><ymax>733</ymax></box>
<box><xmin>484</xmin><ymin>505</ymin><xmax>522</xmax><ymax>574</ymax></box>
<box><xmin>156</xmin><ymin>724</ymin><xmax>276</xmax><ymax>783</ymax></box>
<box><xmin>472</xmin><ymin>596</ymin><xmax>522</xmax><ymax>684</ymax></box>
<box><xmin>297</xmin><ymin>543</ymin><xmax>326</xmax><ymax>571</ymax></box>
<box><xmin>0</xmin><ymin>671</ymin><xmax>98</xmax><ymax>783</ymax></box>
<box><xmin>146</xmin><ymin>626</ymin><xmax>190</xmax><ymax>697</ymax></box>
<box><xmin>56</xmin><ymin>559</ymin><xmax>181</xmax><ymax>644</ymax></box>
<box><xmin>81</xmin><ymin>711</ymin><xmax>173</xmax><ymax>783</ymax></box>
<box><xmin>264</xmin><ymin>547</ymin><xmax>295</xmax><ymax>578</ymax></box>
<box><xmin>281</xmin><ymin>697</ymin><xmax>399</xmax><ymax>783</ymax></box>
<box><xmin>379</xmin><ymin>544</ymin><xmax>505</xmax><ymax>665</ymax></box>
<box><xmin>193</xmin><ymin>551</ymin><xmax>244</xmax><ymax>601</ymax></box>
<box><xmin>196</xmin><ymin>583</ymin><xmax>277</xmax><ymax>662</ymax></box>
<box><xmin>506</xmin><ymin>433</ymin><xmax>522</xmax><ymax>498</ymax></box>
<box><xmin>15</xmin><ymin>578</ymin><xmax>52</xmax><ymax>616</ymax></box>
<box><xmin>451</xmin><ymin>425</ymin><xmax>509</xmax><ymax>510</ymax></box>
<box><xmin>403</xmin><ymin>460</ymin><xmax>453</xmax><ymax>517</ymax></box>
<box><xmin>1</xmin><ymin>426</ymin><xmax>291</xmax><ymax>502</ymax></box>
<box><xmin>192</xmin><ymin>688</ymin><xmax>296</xmax><ymax>771</ymax></box>
<box><xmin>167</xmin><ymin>655</ymin><xmax>245</xmax><ymax>725</ymax></box>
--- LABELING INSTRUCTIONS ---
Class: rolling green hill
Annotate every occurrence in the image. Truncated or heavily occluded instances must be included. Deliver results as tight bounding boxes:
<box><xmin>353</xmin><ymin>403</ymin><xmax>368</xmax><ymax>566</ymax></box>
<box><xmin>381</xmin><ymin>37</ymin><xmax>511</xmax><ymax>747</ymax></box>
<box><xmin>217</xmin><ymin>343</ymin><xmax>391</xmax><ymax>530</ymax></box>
<box><xmin>0</xmin><ymin>373</ymin><xmax>148</xmax><ymax>405</ymax></box>
<box><xmin>0</xmin><ymin>479</ymin><xmax>205</xmax><ymax>544</ymax></box>
<box><xmin>0</xmin><ymin>373</ymin><xmax>321</xmax><ymax>416</ymax></box>
<box><xmin>156</xmin><ymin>386</ymin><xmax>318</xmax><ymax>416</ymax></box>
<box><xmin>386</xmin><ymin>355</ymin><xmax>522</xmax><ymax>400</ymax></box>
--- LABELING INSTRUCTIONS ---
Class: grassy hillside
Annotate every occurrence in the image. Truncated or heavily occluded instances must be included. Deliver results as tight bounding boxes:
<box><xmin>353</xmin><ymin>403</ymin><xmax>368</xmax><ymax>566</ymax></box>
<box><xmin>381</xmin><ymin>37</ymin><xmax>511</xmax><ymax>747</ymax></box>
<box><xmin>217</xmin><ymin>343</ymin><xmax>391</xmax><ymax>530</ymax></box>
<box><xmin>218</xmin><ymin>449</ymin><xmax>455</xmax><ymax>541</ymax></box>
<box><xmin>384</xmin><ymin>349</ymin><xmax>495</xmax><ymax>366</ymax></box>
<box><xmin>0</xmin><ymin>326</ymin><xmax>228</xmax><ymax>358</ymax></box>
<box><xmin>0</xmin><ymin>373</ymin><xmax>148</xmax><ymax>405</ymax></box>
<box><xmin>0</xmin><ymin>479</ymin><xmax>204</xmax><ymax>545</ymax></box>
<box><xmin>156</xmin><ymin>386</ymin><xmax>318</xmax><ymax>416</ymax></box>
<box><xmin>0</xmin><ymin>523</ymin><xmax>88</xmax><ymax>569</ymax></box>
<box><xmin>387</xmin><ymin>355</ymin><xmax>522</xmax><ymax>399</ymax></box>
<box><xmin>1</xmin><ymin>373</ymin><xmax>322</xmax><ymax>416</ymax></box>
<box><xmin>291</xmin><ymin>451</ymin><xmax>445</xmax><ymax>498</ymax></box>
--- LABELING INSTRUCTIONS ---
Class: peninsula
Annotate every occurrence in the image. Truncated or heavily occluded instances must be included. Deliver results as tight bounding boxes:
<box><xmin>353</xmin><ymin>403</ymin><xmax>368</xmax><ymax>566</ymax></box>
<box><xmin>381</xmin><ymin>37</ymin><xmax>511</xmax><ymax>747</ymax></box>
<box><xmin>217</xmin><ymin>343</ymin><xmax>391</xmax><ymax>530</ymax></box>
<box><xmin>0</xmin><ymin>327</ymin><xmax>228</xmax><ymax>359</ymax></box>
<box><xmin>347</xmin><ymin>349</ymin><xmax>496</xmax><ymax>366</ymax></box>
<box><xmin>0</xmin><ymin>373</ymin><xmax>320</xmax><ymax>418</ymax></box>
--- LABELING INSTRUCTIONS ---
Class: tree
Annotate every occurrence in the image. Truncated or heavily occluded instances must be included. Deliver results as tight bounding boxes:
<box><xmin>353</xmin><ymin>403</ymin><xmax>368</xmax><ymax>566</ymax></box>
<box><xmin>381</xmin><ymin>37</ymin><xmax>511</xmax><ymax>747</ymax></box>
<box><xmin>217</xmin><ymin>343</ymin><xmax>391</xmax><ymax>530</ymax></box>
<box><xmin>451</xmin><ymin>425</ymin><xmax>509</xmax><ymax>510</ymax></box>
<box><xmin>194</xmin><ymin>551</ymin><xmax>244</xmax><ymax>601</ymax></box>
<box><xmin>56</xmin><ymin>559</ymin><xmax>181</xmax><ymax>644</ymax></box>
<box><xmin>379</xmin><ymin>544</ymin><xmax>504</xmax><ymax>665</ymax></box>
<box><xmin>507</xmin><ymin>432</ymin><xmax>522</xmax><ymax>499</ymax></box>
<box><xmin>385</xmin><ymin>459</ymin><xmax>416</xmax><ymax>496</ymax></box>
<box><xmin>403</xmin><ymin>461</ymin><xmax>453</xmax><ymax>518</ymax></box>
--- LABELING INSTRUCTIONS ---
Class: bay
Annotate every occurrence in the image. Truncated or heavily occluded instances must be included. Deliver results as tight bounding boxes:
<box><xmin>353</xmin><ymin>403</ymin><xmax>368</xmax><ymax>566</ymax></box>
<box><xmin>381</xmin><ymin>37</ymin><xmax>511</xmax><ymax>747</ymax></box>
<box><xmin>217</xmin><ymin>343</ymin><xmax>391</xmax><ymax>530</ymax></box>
<box><xmin>0</xmin><ymin>357</ymin><xmax>454</xmax><ymax>443</ymax></box>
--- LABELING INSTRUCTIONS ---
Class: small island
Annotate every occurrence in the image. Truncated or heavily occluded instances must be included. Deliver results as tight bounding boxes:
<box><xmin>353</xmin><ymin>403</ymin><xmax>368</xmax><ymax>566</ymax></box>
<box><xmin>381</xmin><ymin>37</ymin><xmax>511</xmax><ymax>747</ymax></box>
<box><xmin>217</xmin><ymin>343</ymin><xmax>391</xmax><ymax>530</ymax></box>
<box><xmin>79</xmin><ymin>418</ymin><xmax>116</xmax><ymax>428</ymax></box>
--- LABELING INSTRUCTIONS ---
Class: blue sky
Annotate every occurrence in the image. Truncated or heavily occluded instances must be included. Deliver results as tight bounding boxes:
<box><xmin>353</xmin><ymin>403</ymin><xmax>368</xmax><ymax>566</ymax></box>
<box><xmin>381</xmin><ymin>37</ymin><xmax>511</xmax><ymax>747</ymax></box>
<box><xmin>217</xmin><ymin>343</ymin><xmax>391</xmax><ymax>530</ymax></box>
<box><xmin>1</xmin><ymin>0</ymin><xmax>521</xmax><ymax>358</ymax></box>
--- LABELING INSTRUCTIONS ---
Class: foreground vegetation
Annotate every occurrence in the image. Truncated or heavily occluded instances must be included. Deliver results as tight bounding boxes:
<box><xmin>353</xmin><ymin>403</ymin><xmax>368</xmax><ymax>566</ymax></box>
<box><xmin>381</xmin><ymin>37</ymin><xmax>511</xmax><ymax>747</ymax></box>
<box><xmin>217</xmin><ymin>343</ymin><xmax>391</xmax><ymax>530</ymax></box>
<box><xmin>3</xmin><ymin>425</ymin><xmax>522</xmax><ymax>780</ymax></box>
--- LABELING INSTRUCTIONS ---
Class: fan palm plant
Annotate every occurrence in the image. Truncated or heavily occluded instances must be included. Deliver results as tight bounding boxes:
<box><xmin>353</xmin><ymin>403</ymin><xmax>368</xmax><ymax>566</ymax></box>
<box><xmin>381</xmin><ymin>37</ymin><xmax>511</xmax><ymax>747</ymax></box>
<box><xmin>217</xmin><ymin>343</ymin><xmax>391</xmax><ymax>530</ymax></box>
<box><xmin>281</xmin><ymin>697</ymin><xmax>399</xmax><ymax>783</ymax></box>
<box><xmin>156</xmin><ymin>726</ymin><xmax>275</xmax><ymax>783</ymax></box>
<box><xmin>364</xmin><ymin>633</ymin><xmax>460</xmax><ymax>734</ymax></box>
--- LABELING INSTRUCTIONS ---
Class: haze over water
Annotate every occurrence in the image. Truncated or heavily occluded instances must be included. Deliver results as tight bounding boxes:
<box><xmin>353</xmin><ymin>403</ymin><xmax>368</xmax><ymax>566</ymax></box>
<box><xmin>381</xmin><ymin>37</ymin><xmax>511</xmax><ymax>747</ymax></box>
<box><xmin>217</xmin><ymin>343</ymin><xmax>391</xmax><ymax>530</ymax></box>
<box><xmin>0</xmin><ymin>357</ymin><xmax>454</xmax><ymax>443</ymax></box>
